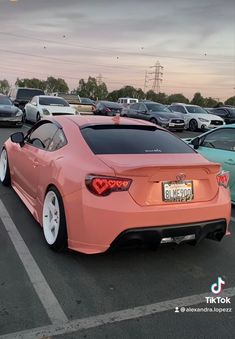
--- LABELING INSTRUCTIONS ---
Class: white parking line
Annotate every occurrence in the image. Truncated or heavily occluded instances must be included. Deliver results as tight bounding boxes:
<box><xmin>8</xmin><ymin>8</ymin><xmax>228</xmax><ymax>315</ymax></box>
<box><xmin>1</xmin><ymin>286</ymin><xmax>235</xmax><ymax>339</ymax></box>
<box><xmin>0</xmin><ymin>200</ymin><xmax>68</xmax><ymax>325</ymax></box>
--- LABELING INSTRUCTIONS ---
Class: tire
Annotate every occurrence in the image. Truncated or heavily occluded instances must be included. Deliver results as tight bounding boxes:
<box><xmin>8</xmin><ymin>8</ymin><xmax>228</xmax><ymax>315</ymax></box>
<box><xmin>42</xmin><ymin>186</ymin><xmax>68</xmax><ymax>251</ymax></box>
<box><xmin>189</xmin><ymin>119</ymin><xmax>198</xmax><ymax>131</ymax></box>
<box><xmin>150</xmin><ymin>118</ymin><xmax>158</xmax><ymax>125</ymax></box>
<box><xmin>0</xmin><ymin>148</ymin><xmax>11</xmax><ymax>186</ymax></box>
<box><xmin>36</xmin><ymin>112</ymin><xmax>41</xmax><ymax>122</ymax></box>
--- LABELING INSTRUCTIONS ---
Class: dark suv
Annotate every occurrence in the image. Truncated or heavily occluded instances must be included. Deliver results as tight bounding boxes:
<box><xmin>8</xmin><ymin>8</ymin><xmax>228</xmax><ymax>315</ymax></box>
<box><xmin>8</xmin><ymin>87</ymin><xmax>45</xmax><ymax>110</ymax></box>
<box><xmin>210</xmin><ymin>107</ymin><xmax>235</xmax><ymax>124</ymax></box>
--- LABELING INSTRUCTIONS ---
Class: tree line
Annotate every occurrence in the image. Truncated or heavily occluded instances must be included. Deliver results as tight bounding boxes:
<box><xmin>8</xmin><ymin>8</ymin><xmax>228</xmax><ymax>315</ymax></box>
<box><xmin>0</xmin><ymin>77</ymin><xmax>234</xmax><ymax>107</ymax></box>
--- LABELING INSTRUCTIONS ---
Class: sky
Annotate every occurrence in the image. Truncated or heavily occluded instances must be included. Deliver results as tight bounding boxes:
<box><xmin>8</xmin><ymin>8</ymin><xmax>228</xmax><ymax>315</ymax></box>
<box><xmin>0</xmin><ymin>0</ymin><xmax>234</xmax><ymax>101</ymax></box>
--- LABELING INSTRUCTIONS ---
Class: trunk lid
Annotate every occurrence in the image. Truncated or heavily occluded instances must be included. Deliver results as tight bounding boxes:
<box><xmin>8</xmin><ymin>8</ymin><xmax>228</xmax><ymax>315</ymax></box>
<box><xmin>97</xmin><ymin>153</ymin><xmax>221</xmax><ymax>206</ymax></box>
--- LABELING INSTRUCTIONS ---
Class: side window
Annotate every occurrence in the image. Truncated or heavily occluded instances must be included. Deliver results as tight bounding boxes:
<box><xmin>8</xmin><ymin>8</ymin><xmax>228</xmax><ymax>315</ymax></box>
<box><xmin>177</xmin><ymin>106</ymin><xmax>187</xmax><ymax>113</ymax></box>
<box><xmin>131</xmin><ymin>103</ymin><xmax>139</xmax><ymax>110</ymax></box>
<box><xmin>26</xmin><ymin>122</ymin><xmax>59</xmax><ymax>150</ymax></box>
<box><xmin>48</xmin><ymin>129</ymin><xmax>67</xmax><ymax>151</ymax></box>
<box><xmin>201</xmin><ymin>129</ymin><xmax>235</xmax><ymax>151</ymax></box>
<box><xmin>138</xmin><ymin>103</ymin><xmax>146</xmax><ymax>112</ymax></box>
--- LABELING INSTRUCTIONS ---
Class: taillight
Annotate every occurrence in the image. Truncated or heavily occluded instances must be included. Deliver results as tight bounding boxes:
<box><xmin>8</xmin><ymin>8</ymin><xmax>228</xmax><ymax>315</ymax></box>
<box><xmin>85</xmin><ymin>175</ymin><xmax>132</xmax><ymax>196</ymax></box>
<box><xmin>217</xmin><ymin>171</ymin><xmax>229</xmax><ymax>188</ymax></box>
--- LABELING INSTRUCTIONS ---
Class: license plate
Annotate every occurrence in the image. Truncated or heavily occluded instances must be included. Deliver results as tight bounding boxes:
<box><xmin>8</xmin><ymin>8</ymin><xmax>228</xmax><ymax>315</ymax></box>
<box><xmin>162</xmin><ymin>181</ymin><xmax>194</xmax><ymax>202</ymax></box>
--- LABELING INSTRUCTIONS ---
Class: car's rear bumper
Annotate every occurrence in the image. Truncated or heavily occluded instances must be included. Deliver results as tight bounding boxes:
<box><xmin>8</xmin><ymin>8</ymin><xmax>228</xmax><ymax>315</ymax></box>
<box><xmin>110</xmin><ymin>219</ymin><xmax>227</xmax><ymax>250</ymax></box>
<box><xmin>65</xmin><ymin>187</ymin><xmax>231</xmax><ymax>254</ymax></box>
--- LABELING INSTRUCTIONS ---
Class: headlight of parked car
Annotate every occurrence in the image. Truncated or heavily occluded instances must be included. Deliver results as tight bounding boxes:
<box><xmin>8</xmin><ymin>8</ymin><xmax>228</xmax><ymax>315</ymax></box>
<box><xmin>198</xmin><ymin>118</ymin><xmax>209</xmax><ymax>122</ymax></box>
<box><xmin>42</xmin><ymin>109</ymin><xmax>50</xmax><ymax>115</ymax></box>
<box><xmin>16</xmin><ymin>110</ymin><xmax>23</xmax><ymax>117</ymax></box>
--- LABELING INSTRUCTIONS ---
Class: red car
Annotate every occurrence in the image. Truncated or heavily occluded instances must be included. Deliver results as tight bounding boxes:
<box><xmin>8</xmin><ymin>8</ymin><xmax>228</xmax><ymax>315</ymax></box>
<box><xmin>0</xmin><ymin>116</ymin><xmax>231</xmax><ymax>254</ymax></box>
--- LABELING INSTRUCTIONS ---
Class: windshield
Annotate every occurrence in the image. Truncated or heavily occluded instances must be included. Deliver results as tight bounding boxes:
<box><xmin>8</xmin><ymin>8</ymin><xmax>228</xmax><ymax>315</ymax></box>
<box><xmin>17</xmin><ymin>89</ymin><xmax>44</xmax><ymax>100</ymax></box>
<box><xmin>39</xmin><ymin>97</ymin><xmax>69</xmax><ymax>106</ymax></box>
<box><xmin>186</xmin><ymin>106</ymin><xmax>208</xmax><ymax>114</ymax></box>
<box><xmin>146</xmin><ymin>103</ymin><xmax>171</xmax><ymax>112</ymax></box>
<box><xmin>0</xmin><ymin>96</ymin><xmax>12</xmax><ymax>106</ymax></box>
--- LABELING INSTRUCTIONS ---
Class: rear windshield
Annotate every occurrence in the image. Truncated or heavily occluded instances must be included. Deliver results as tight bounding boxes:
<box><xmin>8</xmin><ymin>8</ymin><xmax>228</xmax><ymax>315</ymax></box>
<box><xmin>17</xmin><ymin>89</ymin><xmax>44</xmax><ymax>100</ymax></box>
<box><xmin>39</xmin><ymin>97</ymin><xmax>69</xmax><ymax>106</ymax></box>
<box><xmin>80</xmin><ymin>126</ymin><xmax>195</xmax><ymax>154</ymax></box>
<box><xmin>101</xmin><ymin>102</ymin><xmax>122</xmax><ymax>109</ymax></box>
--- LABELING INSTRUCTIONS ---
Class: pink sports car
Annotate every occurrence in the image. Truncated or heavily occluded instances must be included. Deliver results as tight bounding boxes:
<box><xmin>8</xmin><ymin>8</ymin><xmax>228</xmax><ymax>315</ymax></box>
<box><xmin>0</xmin><ymin>116</ymin><xmax>231</xmax><ymax>254</ymax></box>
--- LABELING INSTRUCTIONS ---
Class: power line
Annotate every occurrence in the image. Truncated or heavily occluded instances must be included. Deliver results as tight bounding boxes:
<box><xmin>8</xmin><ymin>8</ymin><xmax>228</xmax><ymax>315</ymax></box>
<box><xmin>0</xmin><ymin>32</ymin><xmax>234</xmax><ymax>63</ymax></box>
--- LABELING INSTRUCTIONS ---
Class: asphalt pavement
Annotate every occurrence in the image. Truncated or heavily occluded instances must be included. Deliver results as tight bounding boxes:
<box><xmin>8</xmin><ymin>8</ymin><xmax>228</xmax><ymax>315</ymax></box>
<box><xmin>0</xmin><ymin>125</ymin><xmax>235</xmax><ymax>339</ymax></box>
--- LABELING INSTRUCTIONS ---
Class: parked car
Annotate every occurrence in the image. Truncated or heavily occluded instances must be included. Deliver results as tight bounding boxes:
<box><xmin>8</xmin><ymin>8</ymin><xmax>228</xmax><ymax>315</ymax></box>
<box><xmin>51</xmin><ymin>93</ymin><xmax>95</xmax><ymax>115</ymax></box>
<box><xmin>183</xmin><ymin>124</ymin><xmax>235</xmax><ymax>204</ymax></box>
<box><xmin>169</xmin><ymin>103</ymin><xmax>225</xmax><ymax>131</ymax></box>
<box><xmin>24</xmin><ymin>95</ymin><xmax>77</xmax><ymax>123</ymax></box>
<box><xmin>80</xmin><ymin>97</ymin><xmax>95</xmax><ymax>105</ymax></box>
<box><xmin>8</xmin><ymin>87</ymin><xmax>45</xmax><ymax>110</ymax></box>
<box><xmin>0</xmin><ymin>116</ymin><xmax>231</xmax><ymax>254</ymax></box>
<box><xmin>121</xmin><ymin>101</ymin><xmax>185</xmax><ymax>131</ymax></box>
<box><xmin>0</xmin><ymin>94</ymin><xmax>23</xmax><ymax>127</ymax></box>
<box><xmin>209</xmin><ymin>107</ymin><xmax>235</xmax><ymax>124</ymax></box>
<box><xmin>94</xmin><ymin>101</ymin><xmax>122</xmax><ymax>116</ymax></box>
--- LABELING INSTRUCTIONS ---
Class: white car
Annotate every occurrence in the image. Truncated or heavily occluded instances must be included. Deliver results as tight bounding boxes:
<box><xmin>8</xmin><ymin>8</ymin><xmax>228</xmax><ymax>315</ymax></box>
<box><xmin>169</xmin><ymin>103</ymin><xmax>225</xmax><ymax>131</ymax></box>
<box><xmin>24</xmin><ymin>95</ymin><xmax>78</xmax><ymax>123</ymax></box>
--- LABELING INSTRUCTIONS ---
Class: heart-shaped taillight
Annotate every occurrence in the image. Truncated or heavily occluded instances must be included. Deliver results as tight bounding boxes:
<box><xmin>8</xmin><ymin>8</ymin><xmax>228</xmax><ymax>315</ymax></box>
<box><xmin>85</xmin><ymin>175</ymin><xmax>132</xmax><ymax>196</ymax></box>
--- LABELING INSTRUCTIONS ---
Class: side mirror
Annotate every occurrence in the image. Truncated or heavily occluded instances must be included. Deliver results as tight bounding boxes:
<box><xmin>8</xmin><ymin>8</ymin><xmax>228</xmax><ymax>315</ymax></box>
<box><xmin>191</xmin><ymin>137</ymin><xmax>200</xmax><ymax>150</ymax></box>
<box><xmin>11</xmin><ymin>132</ymin><xmax>25</xmax><ymax>146</ymax></box>
<box><xmin>32</xmin><ymin>102</ymin><xmax>37</xmax><ymax>106</ymax></box>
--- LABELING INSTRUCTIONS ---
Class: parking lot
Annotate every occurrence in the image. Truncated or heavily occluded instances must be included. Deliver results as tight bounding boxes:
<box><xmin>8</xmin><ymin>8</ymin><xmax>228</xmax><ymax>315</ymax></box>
<box><xmin>0</xmin><ymin>125</ymin><xmax>235</xmax><ymax>339</ymax></box>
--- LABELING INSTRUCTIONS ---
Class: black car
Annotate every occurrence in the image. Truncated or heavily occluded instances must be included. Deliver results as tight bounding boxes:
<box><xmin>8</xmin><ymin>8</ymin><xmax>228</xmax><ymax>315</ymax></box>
<box><xmin>8</xmin><ymin>87</ymin><xmax>45</xmax><ymax>110</ymax></box>
<box><xmin>121</xmin><ymin>101</ymin><xmax>185</xmax><ymax>131</ymax></box>
<box><xmin>210</xmin><ymin>107</ymin><xmax>235</xmax><ymax>124</ymax></box>
<box><xmin>94</xmin><ymin>101</ymin><xmax>122</xmax><ymax>116</ymax></box>
<box><xmin>0</xmin><ymin>95</ymin><xmax>23</xmax><ymax>127</ymax></box>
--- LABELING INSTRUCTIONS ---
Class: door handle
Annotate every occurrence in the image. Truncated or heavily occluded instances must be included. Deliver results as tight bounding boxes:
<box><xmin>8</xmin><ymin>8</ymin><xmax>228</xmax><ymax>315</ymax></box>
<box><xmin>224</xmin><ymin>159</ymin><xmax>235</xmax><ymax>166</ymax></box>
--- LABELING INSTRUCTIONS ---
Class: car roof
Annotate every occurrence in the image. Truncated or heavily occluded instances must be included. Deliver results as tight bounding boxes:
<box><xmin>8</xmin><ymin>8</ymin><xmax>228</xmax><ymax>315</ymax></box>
<box><xmin>213</xmin><ymin>107</ymin><xmax>234</xmax><ymax>109</ymax></box>
<box><xmin>35</xmin><ymin>95</ymin><xmax>66</xmax><ymax>99</ymax></box>
<box><xmin>171</xmin><ymin>103</ymin><xmax>199</xmax><ymax>107</ymax></box>
<box><xmin>48</xmin><ymin>115</ymin><xmax>161</xmax><ymax>128</ymax></box>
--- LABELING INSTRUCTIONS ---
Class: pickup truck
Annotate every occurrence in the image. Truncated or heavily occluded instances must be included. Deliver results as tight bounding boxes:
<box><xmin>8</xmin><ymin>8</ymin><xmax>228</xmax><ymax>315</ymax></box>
<box><xmin>51</xmin><ymin>93</ymin><xmax>95</xmax><ymax>115</ymax></box>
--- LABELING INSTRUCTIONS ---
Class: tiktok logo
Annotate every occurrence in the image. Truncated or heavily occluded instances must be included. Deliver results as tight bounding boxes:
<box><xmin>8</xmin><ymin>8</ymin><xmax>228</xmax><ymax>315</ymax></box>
<box><xmin>211</xmin><ymin>276</ymin><xmax>225</xmax><ymax>294</ymax></box>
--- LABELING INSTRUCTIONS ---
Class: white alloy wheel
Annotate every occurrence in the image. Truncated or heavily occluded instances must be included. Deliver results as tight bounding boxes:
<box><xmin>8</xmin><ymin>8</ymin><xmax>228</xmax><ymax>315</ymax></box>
<box><xmin>43</xmin><ymin>191</ymin><xmax>61</xmax><ymax>245</ymax></box>
<box><xmin>0</xmin><ymin>149</ymin><xmax>8</xmax><ymax>183</ymax></box>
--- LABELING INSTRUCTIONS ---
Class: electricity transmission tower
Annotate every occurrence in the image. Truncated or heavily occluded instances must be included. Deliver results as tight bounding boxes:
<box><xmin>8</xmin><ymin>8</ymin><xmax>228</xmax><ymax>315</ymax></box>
<box><xmin>149</xmin><ymin>61</ymin><xmax>164</xmax><ymax>93</ymax></box>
